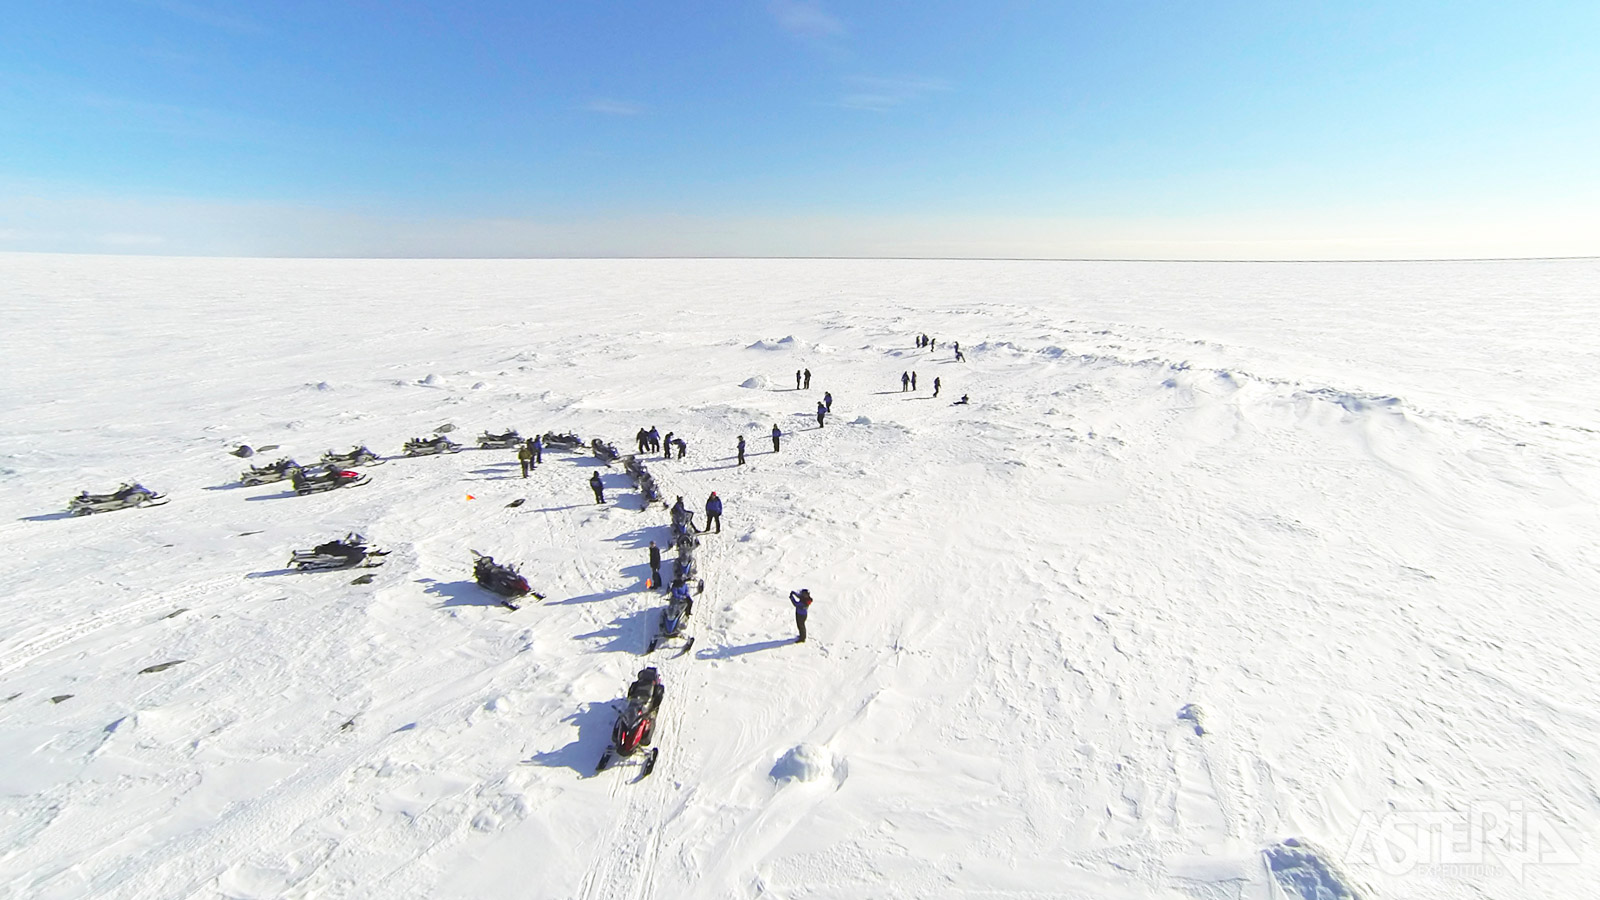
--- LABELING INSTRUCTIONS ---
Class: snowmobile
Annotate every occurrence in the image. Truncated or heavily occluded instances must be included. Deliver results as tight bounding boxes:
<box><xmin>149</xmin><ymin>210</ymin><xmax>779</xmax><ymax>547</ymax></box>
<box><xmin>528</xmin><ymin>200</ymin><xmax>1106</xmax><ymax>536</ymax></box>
<box><xmin>590</xmin><ymin>438</ymin><xmax>620</xmax><ymax>462</ymax></box>
<box><xmin>289</xmin><ymin>533</ymin><xmax>389</xmax><ymax>571</ymax></box>
<box><xmin>402</xmin><ymin>434</ymin><xmax>462</xmax><ymax>456</ymax></box>
<box><xmin>477</xmin><ymin>429</ymin><xmax>522</xmax><ymax>450</ymax></box>
<box><xmin>239</xmin><ymin>458</ymin><xmax>300</xmax><ymax>486</ymax></box>
<box><xmin>291</xmin><ymin>465</ymin><xmax>371</xmax><ymax>495</ymax></box>
<box><xmin>647</xmin><ymin>581</ymin><xmax>700</xmax><ymax>655</ymax></box>
<box><xmin>541</xmin><ymin>431</ymin><xmax>583</xmax><ymax>450</ymax></box>
<box><xmin>672</xmin><ymin>543</ymin><xmax>698</xmax><ymax>584</ymax></box>
<box><xmin>68</xmin><ymin>483</ymin><xmax>167</xmax><ymax>515</ymax></box>
<box><xmin>321</xmin><ymin>445</ymin><xmax>383</xmax><ymax>468</ymax></box>
<box><xmin>596</xmin><ymin>668</ymin><xmax>664</xmax><ymax>776</ymax></box>
<box><xmin>637</xmin><ymin>471</ymin><xmax>661</xmax><ymax>504</ymax></box>
<box><xmin>472</xmin><ymin>551</ymin><xmax>543</xmax><ymax>608</ymax></box>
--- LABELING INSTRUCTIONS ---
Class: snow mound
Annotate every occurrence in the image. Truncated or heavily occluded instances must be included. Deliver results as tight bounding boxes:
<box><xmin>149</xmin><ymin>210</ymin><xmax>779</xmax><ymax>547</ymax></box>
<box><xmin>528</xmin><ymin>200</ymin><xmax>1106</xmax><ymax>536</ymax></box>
<box><xmin>310</xmin><ymin>381</ymin><xmax>333</xmax><ymax>391</ymax></box>
<box><xmin>418</xmin><ymin>373</ymin><xmax>443</xmax><ymax>387</ymax></box>
<box><xmin>1300</xmin><ymin>388</ymin><xmax>1403</xmax><ymax>414</ymax></box>
<box><xmin>746</xmin><ymin>336</ymin><xmax>798</xmax><ymax>351</ymax></box>
<box><xmin>771</xmin><ymin>743</ymin><xmax>833</xmax><ymax>783</ymax></box>
<box><xmin>849</xmin><ymin>415</ymin><xmax>872</xmax><ymax>425</ymax></box>
<box><xmin>1177</xmin><ymin>703</ymin><xmax>1207</xmax><ymax>736</ymax></box>
<box><xmin>740</xmin><ymin>375</ymin><xmax>770</xmax><ymax>389</ymax></box>
<box><xmin>471</xmin><ymin>381</ymin><xmax>487</xmax><ymax>390</ymax></box>
<box><xmin>1264</xmin><ymin>839</ymin><xmax>1364</xmax><ymax>900</ymax></box>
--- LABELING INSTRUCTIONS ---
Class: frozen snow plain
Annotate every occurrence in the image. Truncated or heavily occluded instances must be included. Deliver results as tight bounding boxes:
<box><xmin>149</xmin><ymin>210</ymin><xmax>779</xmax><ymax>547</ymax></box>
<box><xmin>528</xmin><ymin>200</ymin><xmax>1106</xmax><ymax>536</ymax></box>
<box><xmin>1</xmin><ymin>254</ymin><xmax>1597</xmax><ymax>899</ymax></box>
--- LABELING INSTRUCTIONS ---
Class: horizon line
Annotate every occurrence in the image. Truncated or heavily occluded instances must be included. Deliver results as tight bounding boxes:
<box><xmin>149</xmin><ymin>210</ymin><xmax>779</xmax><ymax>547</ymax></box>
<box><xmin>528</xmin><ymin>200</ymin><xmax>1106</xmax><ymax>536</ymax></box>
<box><xmin>7</xmin><ymin>251</ymin><xmax>1599</xmax><ymax>264</ymax></box>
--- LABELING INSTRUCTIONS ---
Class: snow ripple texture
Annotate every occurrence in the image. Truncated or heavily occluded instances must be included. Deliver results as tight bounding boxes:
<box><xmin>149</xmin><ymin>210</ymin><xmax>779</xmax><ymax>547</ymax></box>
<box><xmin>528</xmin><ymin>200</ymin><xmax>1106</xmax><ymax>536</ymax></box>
<box><xmin>1</xmin><ymin>256</ymin><xmax>1597</xmax><ymax>899</ymax></box>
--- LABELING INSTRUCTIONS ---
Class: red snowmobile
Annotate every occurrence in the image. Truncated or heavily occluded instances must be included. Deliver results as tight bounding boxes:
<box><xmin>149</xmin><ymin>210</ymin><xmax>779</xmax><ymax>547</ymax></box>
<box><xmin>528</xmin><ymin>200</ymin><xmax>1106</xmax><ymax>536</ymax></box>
<box><xmin>596</xmin><ymin>668</ymin><xmax>663</xmax><ymax>777</ymax></box>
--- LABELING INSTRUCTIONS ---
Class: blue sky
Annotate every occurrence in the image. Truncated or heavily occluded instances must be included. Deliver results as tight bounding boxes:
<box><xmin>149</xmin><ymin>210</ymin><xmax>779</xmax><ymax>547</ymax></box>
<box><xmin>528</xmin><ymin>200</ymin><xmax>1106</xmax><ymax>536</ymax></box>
<box><xmin>2</xmin><ymin>1</ymin><xmax>1596</xmax><ymax>257</ymax></box>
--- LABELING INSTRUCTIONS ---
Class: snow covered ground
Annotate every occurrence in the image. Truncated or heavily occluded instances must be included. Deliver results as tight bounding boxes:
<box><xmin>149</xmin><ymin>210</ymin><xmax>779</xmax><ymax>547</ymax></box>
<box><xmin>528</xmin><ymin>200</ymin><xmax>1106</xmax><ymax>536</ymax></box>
<box><xmin>2</xmin><ymin>254</ymin><xmax>1597</xmax><ymax>899</ymax></box>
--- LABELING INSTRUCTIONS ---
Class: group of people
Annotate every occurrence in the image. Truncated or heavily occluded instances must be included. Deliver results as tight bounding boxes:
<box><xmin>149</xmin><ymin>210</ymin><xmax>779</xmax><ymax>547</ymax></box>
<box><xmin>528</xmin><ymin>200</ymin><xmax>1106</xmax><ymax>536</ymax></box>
<box><xmin>899</xmin><ymin>371</ymin><xmax>944</xmax><ymax>398</ymax></box>
<box><xmin>516</xmin><ymin>435</ymin><xmax>544</xmax><ymax>477</ymax></box>
<box><xmin>915</xmin><ymin>333</ymin><xmax>965</xmax><ymax>362</ymax></box>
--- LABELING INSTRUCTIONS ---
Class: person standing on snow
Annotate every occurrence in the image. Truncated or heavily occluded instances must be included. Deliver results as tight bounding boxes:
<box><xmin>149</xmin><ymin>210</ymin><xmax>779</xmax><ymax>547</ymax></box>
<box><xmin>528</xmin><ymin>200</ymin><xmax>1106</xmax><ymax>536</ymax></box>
<box><xmin>804</xmin><ymin>368</ymin><xmax>812</xmax><ymax>389</ymax></box>
<box><xmin>703</xmin><ymin>492</ymin><xmax>723</xmax><ymax>534</ymax></box>
<box><xmin>648</xmin><ymin>540</ymin><xmax>662</xmax><ymax>588</ymax></box>
<box><xmin>646</xmin><ymin>427</ymin><xmax>660</xmax><ymax>453</ymax></box>
<box><xmin>901</xmin><ymin>371</ymin><xmax>910</xmax><ymax>392</ymax></box>
<box><xmin>771</xmin><ymin>424</ymin><xmax>782</xmax><ymax>452</ymax></box>
<box><xmin>589</xmin><ymin>471</ymin><xmax>605</xmax><ymax>504</ymax></box>
<box><xmin>636</xmin><ymin>428</ymin><xmax>648</xmax><ymax>454</ymax></box>
<box><xmin>531</xmin><ymin>435</ymin><xmax>543</xmax><ymax>465</ymax></box>
<box><xmin>796</xmin><ymin>369</ymin><xmax>802</xmax><ymax>390</ymax></box>
<box><xmin>517</xmin><ymin>442</ymin><xmax>533</xmax><ymax>478</ymax></box>
<box><xmin>788</xmin><ymin>588</ymin><xmax>813</xmax><ymax>643</ymax></box>
<box><xmin>955</xmin><ymin>347</ymin><xmax>965</xmax><ymax>362</ymax></box>
<box><xmin>673</xmin><ymin>437</ymin><xmax>687</xmax><ymax>459</ymax></box>
<box><xmin>662</xmin><ymin>432</ymin><xmax>674</xmax><ymax>459</ymax></box>
<box><xmin>816</xmin><ymin>401</ymin><xmax>827</xmax><ymax>428</ymax></box>
<box><xmin>736</xmin><ymin>435</ymin><xmax>746</xmax><ymax>466</ymax></box>
<box><xmin>823</xmin><ymin>391</ymin><xmax>832</xmax><ymax>412</ymax></box>
<box><xmin>911</xmin><ymin>371</ymin><xmax>918</xmax><ymax>391</ymax></box>
<box><xmin>933</xmin><ymin>376</ymin><xmax>941</xmax><ymax>397</ymax></box>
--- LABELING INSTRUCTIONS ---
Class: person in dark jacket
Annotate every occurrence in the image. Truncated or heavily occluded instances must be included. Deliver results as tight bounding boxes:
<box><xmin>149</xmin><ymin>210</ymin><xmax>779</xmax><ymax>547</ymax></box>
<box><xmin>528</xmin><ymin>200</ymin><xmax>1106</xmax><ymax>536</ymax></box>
<box><xmin>589</xmin><ymin>471</ymin><xmax>605</xmax><ymax>504</ymax></box>
<box><xmin>646</xmin><ymin>427</ymin><xmax>660</xmax><ymax>452</ymax></box>
<box><xmin>636</xmin><ymin>428</ymin><xmax>648</xmax><ymax>454</ymax></box>
<box><xmin>662</xmin><ymin>432</ymin><xmax>674</xmax><ymax>459</ymax></box>
<box><xmin>901</xmin><ymin>371</ymin><xmax>910</xmax><ymax>392</ymax></box>
<box><xmin>911</xmin><ymin>371</ymin><xmax>918</xmax><ymax>391</ymax></box>
<box><xmin>673</xmin><ymin>437</ymin><xmax>686</xmax><ymax>459</ymax></box>
<box><xmin>736</xmin><ymin>435</ymin><xmax>746</xmax><ymax>466</ymax></box>
<box><xmin>789</xmin><ymin>588</ymin><xmax>812</xmax><ymax>642</ymax></box>
<box><xmin>648</xmin><ymin>540</ymin><xmax>662</xmax><ymax>588</ymax></box>
<box><xmin>517</xmin><ymin>443</ymin><xmax>533</xmax><ymax>478</ymax></box>
<box><xmin>531</xmin><ymin>435</ymin><xmax>543</xmax><ymax>464</ymax></box>
<box><xmin>816</xmin><ymin>401</ymin><xmax>827</xmax><ymax>428</ymax></box>
<box><xmin>771</xmin><ymin>424</ymin><xmax>781</xmax><ymax>452</ymax></box>
<box><xmin>796</xmin><ymin>369</ymin><xmax>802</xmax><ymax>390</ymax></box>
<box><xmin>933</xmin><ymin>376</ymin><xmax>941</xmax><ymax>397</ymax></box>
<box><xmin>823</xmin><ymin>391</ymin><xmax>832</xmax><ymax>412</ymax></box>
<box><xmin>702</xmin><ymin>491</ymin><xmax>723</xmax><ymax>533</ymax></box>
<box><xmin>803</xmin><ymin>368</ymin><xmax>812</xmax><ymax>389</ymax></box>
<box><xmin>955</xmin><ymin>348</ymin><xmax>965</xmax><ymax>362</ymax></box>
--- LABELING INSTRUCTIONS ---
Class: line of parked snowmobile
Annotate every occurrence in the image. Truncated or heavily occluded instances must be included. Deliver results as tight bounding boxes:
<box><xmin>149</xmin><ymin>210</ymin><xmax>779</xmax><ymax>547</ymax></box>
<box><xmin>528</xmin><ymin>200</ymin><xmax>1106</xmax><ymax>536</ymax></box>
<box><xmin>59</xmin><ymin>421</ymin><xmax>696</xmax><ymax>784</ymax></box>
<box><xmin>61</xmin><ymin>429</ymin><xmax>602</xmax><ymax>513</ymax></box>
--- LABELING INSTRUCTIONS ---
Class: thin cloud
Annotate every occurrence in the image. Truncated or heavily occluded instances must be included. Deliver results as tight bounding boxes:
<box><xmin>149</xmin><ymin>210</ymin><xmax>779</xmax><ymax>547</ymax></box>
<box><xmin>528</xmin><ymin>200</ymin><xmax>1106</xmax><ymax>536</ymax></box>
<box><xmin>834</xmin><ymin>76</ymin><xmax>950</xmax><ymax>111</ymax></box>
<box><xmin>137</xmin><ymin>0</ymin><xmax>265</xmax><ymax>35</ymax></box>
<box><xmin>585</xmin><ymin>99</ymin><xmax>645</xmax><ymax>116</ymax></box>
<box><xmin>770</xmin><ymin>0</ymin><xmax>846</xmax><ymax>41</ymax></box>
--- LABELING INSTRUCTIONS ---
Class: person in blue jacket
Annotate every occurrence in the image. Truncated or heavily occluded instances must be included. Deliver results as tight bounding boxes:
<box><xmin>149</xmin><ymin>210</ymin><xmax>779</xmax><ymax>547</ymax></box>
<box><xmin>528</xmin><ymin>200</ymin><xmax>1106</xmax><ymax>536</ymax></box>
<box><xmin>816</xmin><ymin>401</ymin><xmax>827</xmax><ymax>428</ymax></box>
<box><xmin>823</xmin><ymin>391</ymin><xmax>833</xmax><ymax>412</ymax></box>
<box><xmin>788</xmin><ymin>588</ymin><xmax>812</xmax><ymax>643</ymax></box>
<box><xmin>703</xmin><ymin>491</ymin><xmax>723</xmax><ymax>533</ymax></box>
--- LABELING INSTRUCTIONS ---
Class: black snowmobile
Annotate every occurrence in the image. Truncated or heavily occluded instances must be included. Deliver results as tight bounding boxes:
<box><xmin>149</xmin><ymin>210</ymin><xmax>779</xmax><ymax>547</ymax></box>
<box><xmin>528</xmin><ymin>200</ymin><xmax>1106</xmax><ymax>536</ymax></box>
<box><xmin>472</xmin><ymin>551</ymin><xmax>543</xmax><ymax>608</ymax></box>
<box><xmin>541</xmin><ymin>431</ymin><xmax>583</xmax><ymax>450</ymax></box>
<box><xmin>596</xmin><ymin>668</ymin><xmax>664</xmax><ymax>777</ymax></box>
<box><xmin>239</xmin><ymin>458</ymin><xmax>301</xmax><ymax>486</ymax></box>
<box><xmin>402</xmin><ymin>434</ymin><xmax>462</xmax><ymax>457</ymax></box>
<box><xmin>290</xmin><ymin>533</ymin><xmax>389</xmax><ymax>571</ymax></box>
<box><xmin>68</xmin><ymin>483</ymin><xmax>167</xmax><ymax>515</ymax></box>
<box><xmin>647</xmin><ymin>580</ymin><xmax>699</xmax><ymax>655</ymax></box>
<box><xmin>291</xmin><ymin>465</ymin><xmax>371</xmax><ymax>495</ymax></box>
<box><xmin>477</xmin><ymin>429</ymin><xmax>522</xmax><ymax>450</ymax></box>
<box><xmin>321</xmin><ymin>445</ymin><xmax>383</xmax><ymax>468</ymax></box>
<box><xmin>590</xmin><ymin>438</ymin><xmax>620</xmax><ymax>462</ymax></box>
